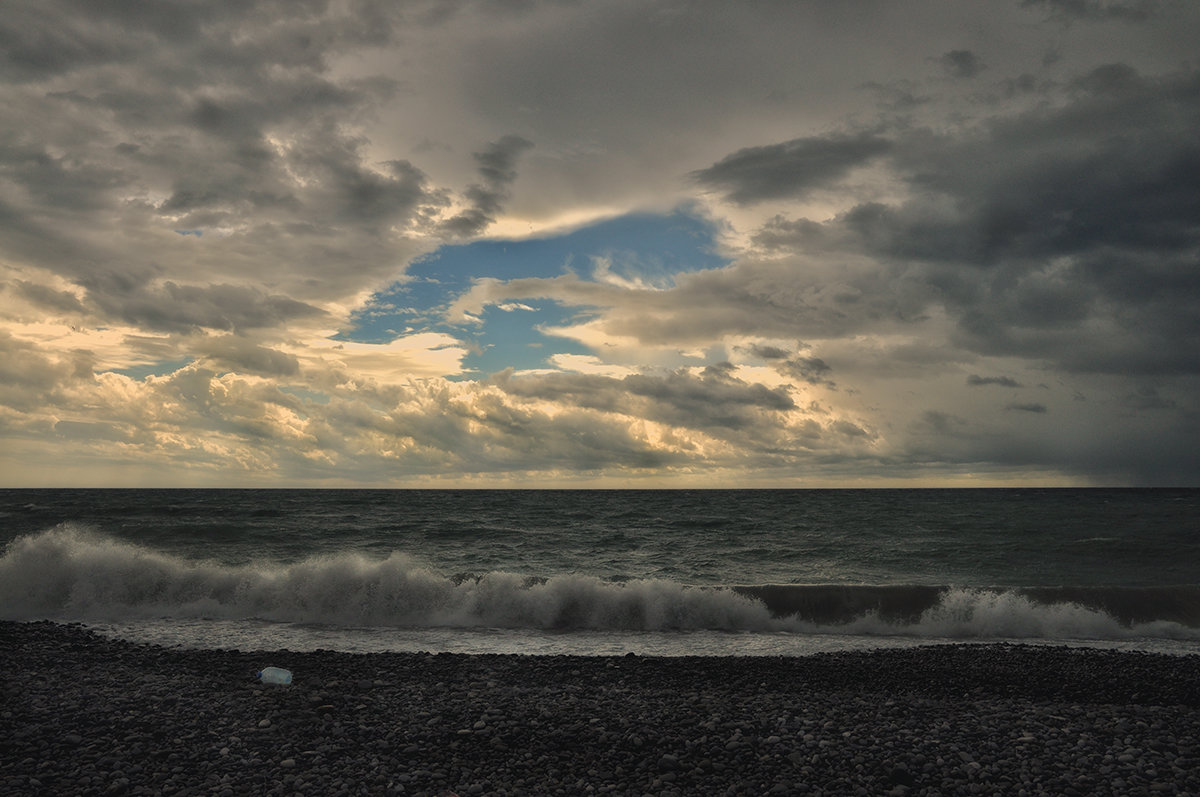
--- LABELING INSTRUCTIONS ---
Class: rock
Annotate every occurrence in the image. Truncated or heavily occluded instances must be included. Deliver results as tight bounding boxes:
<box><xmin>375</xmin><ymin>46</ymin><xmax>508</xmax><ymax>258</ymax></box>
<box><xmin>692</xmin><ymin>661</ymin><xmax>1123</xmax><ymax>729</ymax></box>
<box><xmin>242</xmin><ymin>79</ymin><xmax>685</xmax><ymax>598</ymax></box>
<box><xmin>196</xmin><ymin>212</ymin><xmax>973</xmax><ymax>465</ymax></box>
<box><xmin>5</xmin><ymin>623</ymin><xmax>1200</xmax><ymax>796</ymax></box>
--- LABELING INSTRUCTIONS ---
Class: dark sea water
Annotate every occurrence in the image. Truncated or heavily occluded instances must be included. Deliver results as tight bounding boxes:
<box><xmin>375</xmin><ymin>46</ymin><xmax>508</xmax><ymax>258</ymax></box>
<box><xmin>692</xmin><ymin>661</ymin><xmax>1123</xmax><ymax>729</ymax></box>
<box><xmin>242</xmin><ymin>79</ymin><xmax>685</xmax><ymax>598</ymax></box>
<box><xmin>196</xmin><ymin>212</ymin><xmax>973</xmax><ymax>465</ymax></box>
<box><xmin>2</xmin><ymin>488</ymin><xmax>1198</xmax><ymax>656</ymax></box>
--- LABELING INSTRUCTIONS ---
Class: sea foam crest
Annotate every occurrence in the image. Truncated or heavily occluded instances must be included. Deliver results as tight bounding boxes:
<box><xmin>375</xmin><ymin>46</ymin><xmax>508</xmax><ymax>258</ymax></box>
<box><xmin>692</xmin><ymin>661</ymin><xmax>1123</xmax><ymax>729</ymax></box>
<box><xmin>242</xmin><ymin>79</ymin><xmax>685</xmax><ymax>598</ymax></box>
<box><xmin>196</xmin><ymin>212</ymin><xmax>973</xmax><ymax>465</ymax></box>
<box><xmin>0</xmin><ymin>527</ymin><xmax>773</xmax><ymax>631</ymax></box>
<box><xmin>801</xmin><ymin>588</ymin><xmax>1200</xmax><ymax>641</ymax></box>
<box><xmin>3</xmin><ymin>527</ymin><xmax>1198</xmax><ymax>640</ymax></box>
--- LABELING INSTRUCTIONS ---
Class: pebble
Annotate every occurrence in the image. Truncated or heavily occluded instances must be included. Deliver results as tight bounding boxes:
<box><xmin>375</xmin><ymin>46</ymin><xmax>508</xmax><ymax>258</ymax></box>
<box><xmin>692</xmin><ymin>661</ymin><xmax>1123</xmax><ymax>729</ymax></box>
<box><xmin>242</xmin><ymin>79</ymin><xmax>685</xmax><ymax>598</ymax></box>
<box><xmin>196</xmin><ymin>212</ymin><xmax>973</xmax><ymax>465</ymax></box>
<box><xmin>3</xmin><ymin>620</ymin><xmax>1200</xmax><ymax>796</ymax></box>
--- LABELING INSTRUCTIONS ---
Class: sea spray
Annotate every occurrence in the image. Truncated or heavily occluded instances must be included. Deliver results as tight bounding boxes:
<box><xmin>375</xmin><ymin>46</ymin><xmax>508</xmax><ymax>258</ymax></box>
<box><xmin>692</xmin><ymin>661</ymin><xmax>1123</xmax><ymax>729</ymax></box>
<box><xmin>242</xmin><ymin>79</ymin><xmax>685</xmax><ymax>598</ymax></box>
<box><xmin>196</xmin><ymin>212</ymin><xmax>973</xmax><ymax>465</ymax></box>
<box><xmin>4</xmin><ymin>526</ymin><xmax>1200</xmax><ymax>642</ymax></box>
<box><xmin>0</xmin><ymin>527</ymin><xmax>773</xmax><ymax>631</ymax></box>
<box><xmin>777</xmin><ymin>587</ymin><xmax>1200</xmax><ymax>642</ymax></box>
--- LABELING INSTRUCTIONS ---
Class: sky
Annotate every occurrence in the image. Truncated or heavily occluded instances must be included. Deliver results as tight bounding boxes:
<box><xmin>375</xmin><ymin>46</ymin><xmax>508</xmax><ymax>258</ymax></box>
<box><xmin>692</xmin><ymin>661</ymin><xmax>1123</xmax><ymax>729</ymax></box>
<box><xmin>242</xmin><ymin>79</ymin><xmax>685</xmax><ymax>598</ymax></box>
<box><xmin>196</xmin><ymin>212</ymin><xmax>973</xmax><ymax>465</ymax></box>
<box><xmin>1</xmin><ymin>0</ymin><xmax>1198</xmax><ymax>488</ymax></box>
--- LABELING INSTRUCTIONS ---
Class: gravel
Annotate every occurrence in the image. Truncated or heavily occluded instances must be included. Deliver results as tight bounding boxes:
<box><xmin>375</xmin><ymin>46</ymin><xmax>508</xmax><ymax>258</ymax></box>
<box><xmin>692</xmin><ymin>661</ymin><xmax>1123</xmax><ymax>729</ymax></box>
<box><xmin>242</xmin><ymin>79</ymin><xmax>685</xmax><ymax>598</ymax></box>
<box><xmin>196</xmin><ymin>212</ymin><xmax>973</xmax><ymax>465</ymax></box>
<box><xmin>3</xmin><ymin>620</ymin><xmax>1200</xmax><ymax>795</ymax></box>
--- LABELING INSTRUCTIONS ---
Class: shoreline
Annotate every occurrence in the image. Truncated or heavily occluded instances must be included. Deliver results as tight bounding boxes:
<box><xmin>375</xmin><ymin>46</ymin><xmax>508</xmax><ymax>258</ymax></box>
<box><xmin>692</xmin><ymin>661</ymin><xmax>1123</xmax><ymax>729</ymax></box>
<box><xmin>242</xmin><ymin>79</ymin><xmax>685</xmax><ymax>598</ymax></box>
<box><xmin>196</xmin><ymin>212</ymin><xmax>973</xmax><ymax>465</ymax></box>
<box><xmin>3</xmin><ymin>621</ymin><xmax>1199</xmax><ymax>795</ymax></box>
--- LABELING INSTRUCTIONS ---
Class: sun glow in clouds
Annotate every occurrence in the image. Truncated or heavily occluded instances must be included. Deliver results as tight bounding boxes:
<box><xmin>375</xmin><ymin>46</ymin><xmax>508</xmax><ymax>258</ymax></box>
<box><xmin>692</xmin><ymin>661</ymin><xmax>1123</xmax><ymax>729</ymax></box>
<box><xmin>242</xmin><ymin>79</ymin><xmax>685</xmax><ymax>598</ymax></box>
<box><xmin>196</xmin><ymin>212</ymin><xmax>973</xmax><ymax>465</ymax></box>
<box><xmin>1</xmin><ymin>0</ymin><xmax>1197</xmax><ymax>486</ymax></box>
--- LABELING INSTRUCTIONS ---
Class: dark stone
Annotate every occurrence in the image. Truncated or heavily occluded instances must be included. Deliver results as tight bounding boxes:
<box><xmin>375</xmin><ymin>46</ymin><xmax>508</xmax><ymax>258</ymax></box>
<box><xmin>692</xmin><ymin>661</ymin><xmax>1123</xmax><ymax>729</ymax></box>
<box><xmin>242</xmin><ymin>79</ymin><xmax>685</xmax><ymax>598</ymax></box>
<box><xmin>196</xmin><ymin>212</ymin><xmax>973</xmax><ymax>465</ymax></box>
<box><xmin>4</xmin><ymin>622</ymin><xmax>1200</xmax><ymax>796</ymax></box>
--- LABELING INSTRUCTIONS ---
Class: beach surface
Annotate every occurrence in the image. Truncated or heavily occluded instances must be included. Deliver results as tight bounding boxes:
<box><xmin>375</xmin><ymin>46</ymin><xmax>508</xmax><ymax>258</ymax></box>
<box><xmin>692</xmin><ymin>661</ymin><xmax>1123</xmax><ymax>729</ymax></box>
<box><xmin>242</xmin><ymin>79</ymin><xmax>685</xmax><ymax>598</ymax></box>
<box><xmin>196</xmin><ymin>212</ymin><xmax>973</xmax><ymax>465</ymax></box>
<box><xmin>3</xmin><ymin>621</ymin><xmax>1199</xmax><ymax>796</ymax></box>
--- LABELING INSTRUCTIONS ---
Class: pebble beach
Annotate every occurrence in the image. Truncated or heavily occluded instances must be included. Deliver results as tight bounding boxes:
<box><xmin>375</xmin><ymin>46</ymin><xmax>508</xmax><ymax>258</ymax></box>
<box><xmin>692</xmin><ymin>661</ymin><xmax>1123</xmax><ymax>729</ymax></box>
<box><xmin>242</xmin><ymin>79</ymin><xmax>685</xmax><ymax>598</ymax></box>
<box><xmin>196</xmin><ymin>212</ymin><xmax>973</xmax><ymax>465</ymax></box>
<box><xmin>3</xmin><ymin>621</ymin><xmax>1200</xmax><ymax>796</ymax></box>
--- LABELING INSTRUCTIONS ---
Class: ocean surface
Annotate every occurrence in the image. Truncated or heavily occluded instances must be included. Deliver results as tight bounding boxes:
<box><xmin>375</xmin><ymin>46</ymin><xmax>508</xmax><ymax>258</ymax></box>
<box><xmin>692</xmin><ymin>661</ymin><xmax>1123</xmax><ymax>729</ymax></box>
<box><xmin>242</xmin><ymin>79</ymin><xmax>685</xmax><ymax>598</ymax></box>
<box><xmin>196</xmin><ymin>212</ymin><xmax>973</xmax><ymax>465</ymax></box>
<box><xmin>2</xmin><ymin>488</ymin><xmax>1198</xmax><ymax>657</ymax></box>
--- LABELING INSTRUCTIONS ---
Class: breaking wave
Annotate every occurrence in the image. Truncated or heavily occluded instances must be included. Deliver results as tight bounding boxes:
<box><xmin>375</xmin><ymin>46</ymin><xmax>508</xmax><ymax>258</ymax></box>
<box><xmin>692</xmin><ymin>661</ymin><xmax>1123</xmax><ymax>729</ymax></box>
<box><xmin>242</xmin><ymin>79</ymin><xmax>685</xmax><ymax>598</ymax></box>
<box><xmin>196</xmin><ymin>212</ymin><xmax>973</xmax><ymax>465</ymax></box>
<box><xmin>4</xmin><ymin>526</ymin><xmax>1199</xmax><ymax>641</ymax></box>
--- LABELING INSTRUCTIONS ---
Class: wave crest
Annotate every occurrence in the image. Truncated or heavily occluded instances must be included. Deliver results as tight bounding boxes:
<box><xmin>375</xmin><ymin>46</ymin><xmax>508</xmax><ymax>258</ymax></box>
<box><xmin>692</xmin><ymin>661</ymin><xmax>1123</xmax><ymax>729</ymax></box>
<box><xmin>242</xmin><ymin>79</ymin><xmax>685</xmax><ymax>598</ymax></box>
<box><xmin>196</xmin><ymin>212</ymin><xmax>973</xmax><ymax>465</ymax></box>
<box><xmin>0</xmin><ymin>527</ymin><xmax>772</xmax><ymax>631</ymax></box>
<box><xmin>3</xmin><ymin>527</ymin><xmax>1198</xmax><ymax>640</ymax></box>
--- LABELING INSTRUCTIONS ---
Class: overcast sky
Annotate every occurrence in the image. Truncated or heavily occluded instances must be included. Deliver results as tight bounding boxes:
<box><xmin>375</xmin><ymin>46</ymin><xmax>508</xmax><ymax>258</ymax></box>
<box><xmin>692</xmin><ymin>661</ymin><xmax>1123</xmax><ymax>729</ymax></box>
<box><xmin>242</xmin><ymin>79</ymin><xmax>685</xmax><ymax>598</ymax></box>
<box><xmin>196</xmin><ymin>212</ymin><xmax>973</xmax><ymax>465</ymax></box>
<box><xmin>2</xmin><ymin>0</ymin><xmax>1198</xmax><ymax>487</ymax></box>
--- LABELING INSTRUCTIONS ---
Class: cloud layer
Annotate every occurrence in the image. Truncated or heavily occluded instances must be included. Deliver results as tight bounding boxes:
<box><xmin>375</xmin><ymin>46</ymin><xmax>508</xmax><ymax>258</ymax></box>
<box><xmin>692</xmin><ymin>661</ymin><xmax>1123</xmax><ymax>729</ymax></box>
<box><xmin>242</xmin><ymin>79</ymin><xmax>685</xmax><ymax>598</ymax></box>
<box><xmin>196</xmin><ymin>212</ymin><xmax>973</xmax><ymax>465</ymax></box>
<box><xmin>1</xmin><ymin>0</ymin><xmax>1197</xmax><ymax>486</ymax></box>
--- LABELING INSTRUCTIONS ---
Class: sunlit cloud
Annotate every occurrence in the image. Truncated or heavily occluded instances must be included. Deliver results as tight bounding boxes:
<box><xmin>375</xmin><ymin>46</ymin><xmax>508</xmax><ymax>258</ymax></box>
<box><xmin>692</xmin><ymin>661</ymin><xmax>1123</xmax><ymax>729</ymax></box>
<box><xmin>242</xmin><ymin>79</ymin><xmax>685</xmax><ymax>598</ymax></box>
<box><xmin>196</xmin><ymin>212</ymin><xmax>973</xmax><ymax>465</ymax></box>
<box><xmin>1</xmin><ymin>0</ymin><xmax>1197</xmax><ymax>486</ymax></box>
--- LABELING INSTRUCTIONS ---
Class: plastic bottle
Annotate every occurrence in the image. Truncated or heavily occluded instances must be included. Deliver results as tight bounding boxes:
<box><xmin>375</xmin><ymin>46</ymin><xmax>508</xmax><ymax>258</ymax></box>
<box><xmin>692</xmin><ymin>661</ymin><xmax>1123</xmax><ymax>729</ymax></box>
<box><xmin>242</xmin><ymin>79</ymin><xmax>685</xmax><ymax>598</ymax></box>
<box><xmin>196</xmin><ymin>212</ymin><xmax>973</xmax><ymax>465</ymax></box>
<box><xmin>257</xmin><ymin>666</ymin><xmax>293</xmax><ymax>685</ymax></box>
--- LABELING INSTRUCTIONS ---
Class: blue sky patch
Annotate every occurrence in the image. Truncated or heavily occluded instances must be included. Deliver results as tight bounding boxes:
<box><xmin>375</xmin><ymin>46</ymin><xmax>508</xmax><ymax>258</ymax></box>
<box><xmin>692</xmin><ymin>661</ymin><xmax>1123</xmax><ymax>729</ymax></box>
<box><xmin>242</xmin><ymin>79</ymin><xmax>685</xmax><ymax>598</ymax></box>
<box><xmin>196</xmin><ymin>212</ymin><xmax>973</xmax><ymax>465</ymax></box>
<box><xmin>338</xmin><ymin>209</ymin><xmax>728</xmax><ymax>376</ymax></box>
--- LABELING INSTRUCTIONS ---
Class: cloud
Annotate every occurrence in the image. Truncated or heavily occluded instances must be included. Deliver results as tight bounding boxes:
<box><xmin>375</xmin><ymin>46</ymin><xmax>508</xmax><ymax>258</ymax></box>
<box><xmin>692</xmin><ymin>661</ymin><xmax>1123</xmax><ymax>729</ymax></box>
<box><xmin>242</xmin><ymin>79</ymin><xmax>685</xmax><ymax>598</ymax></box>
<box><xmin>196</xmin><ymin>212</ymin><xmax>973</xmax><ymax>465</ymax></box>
<box><xmin>744</xmin><ymin>344</ymin><xmax>792</xmax><ymax>361</ymax></box>
<box><xmin>743</xmin><ymin>344</ymin><xmax>837</xmax><ymax>387</ymax></box>
<box><xmin>1121</xmin><ymin>385</ymin><xmax>1178</xmax><ymax>411</ymax></box>
<box><xmin>440</xmin><ymin>135</ymin><xmax>535</xmax><ymax>237</ymax></box>
<box><xmin>3</xmin><ymin>1</ymin><xmax>1199</xmax><ymax>486</ymax></box>
<box><xmin>77</xmin><ymin>273</ymin><xmax>328</xmax><ymax>335</ymax></box>
<box><xmin>937</xmin><ymin>50</ymin><xmax>985</xmax><ymax>79</ymax></box>
<box><xmin>194</xmin><ymin>336</ymin><xmax>300</xmax><ymax>377</ymax></box>
<box><xmin>10</xmin><ymin>280</ymin><xmax>86</xmax><ymax>315</ymax></box>
<box><xmin>967</xmin><ymin>375</ymin><xmax>1022</xmax><ymax>388</ymax></box>
<box><xmin>692</xmin><ymin>132</ymin><xmax>892</xmax><ymax>205</ymax></box>
<box><xmin>0</xmin><ymin>0</ymin><xmax>448</xmax><ymax>331</ymax></box>
<box><xmin>1020</xmin><ymin>0</ymin><xmax>1161</xmax><ymax>22</ymax></box>
<box><xmin>780</xmin><ymin>356</ymin><xmax>836</xmax><ymax>387</ymax></box>
<box><xmin>0</xmin><ymin>330</ymin><xmax>94</xmax><ymax>412</ymax></box>
<box><xmin>491</xmin><ymin>366</ymin><xmax>796</xmax><ymax>438</ymax></box>
<box><xmin>0</xmin><ymin>0</ymin><xmax>397</xmax><ymax>83</ymax></box>
<box><xmin>0</xmin><ymin>349</ymin><xmax>833</xmax><ymax>482</ymax></box>
<box><xmin>1071</xmin><ymin>62</ymin><xmax>1144</xmax><ymax>94</ymax></box>
<box><xmin>751</xmin><ymin>65</ymin><xmax>1200</xmax><ymax>377</ymax></box>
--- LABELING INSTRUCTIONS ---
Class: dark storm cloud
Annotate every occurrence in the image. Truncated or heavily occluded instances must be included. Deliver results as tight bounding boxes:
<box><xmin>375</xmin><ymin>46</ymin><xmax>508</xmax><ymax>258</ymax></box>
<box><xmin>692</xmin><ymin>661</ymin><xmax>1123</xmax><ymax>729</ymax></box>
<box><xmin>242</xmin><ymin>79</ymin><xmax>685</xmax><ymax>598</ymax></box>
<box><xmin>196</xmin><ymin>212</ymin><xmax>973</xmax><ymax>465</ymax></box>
<box><xmin>146</xmin><ymin>91</ymin><xmax>435</xmax><ymax>234</ymax></box>
<box><xmin>759</xmin><ymin>64</ymin><xmax>1200</xmax><ymax>376</ymax></box>
<box><xmin>9</xmin><ymin>281</ymin><xmax>87</xmax><ymax>315</ymax></box>
<box><xmin>440</xmin><ymin>135</ymin><xmax>535</xmax><ymax>237</ymax></box>
<box><xmin>967</xmin><ymin>375</ymin><xmax>1022</xmax><ymax>388</ymax></box>
<box><xmin>0</xmin><ymin>3</ymin><xmax>135</xmax><ymax>82</ymax></box>
<box><xmin>743</xmin><ymin>344</ymin><xmax>791</xmax><ymax>361</ymax></box>
<box><xmin>1122</xmin><ymin>385</ymin><xmax>1177</xmax><ymax>411</ymax></box>
<box><xmin>1071</xmin><ymin>62</ymin><xmax>1144</xmax><ymax>94</ymax></box>
<box><xmin>780</xmin><ymin>356</ymin><xmax>835</xmax><ymax>387</ymax></box>
<box><xmin>0</xmin><ymin>136</ymin><xmax>127</xmax><ymax>213</ymax></box>
<box><xmin>750</xmin><ymin>217</ymin><xmax>830</xmax><ymax>251</ymax></box>
<box><xmin>0</xmin><ymin>0</ymin><xmax>449</xmax><ymax>317</ymax></box>
<box><xmin>624</xmin><ymin>368</ymin><xmax>796</xmax><ymax>430</ymax></box>
<box><xmin>78</xmin><ymin>272</ymin><xmax>327</xmax><ymax>334</ymax></box>
<box><xmin>3</xmin><ymin>0</ymin><xmax>1197</xmax><ymax>487</ymax></box>
<box><xmin>1020</xmin><ymin>0</ymin><xmax>1161</xmax><ymax>22</ymax></box>
<box><xmin>546</xmin><ymin>249</ymin><xmax>927</xmax><ymax>352</ymax></box>
<box><xmin>937</xmin><ymin>50</ymin><xmax>985</xmax><ymax>79</ymax></box>
<box><xmin>744</xmin><ymin>344</ymin><xmax>837</xmax><ymax>387</ymax></box>
<box><xmin>195</xmin><ymin>336</ymin><xmax>300</xmax><ymax>377</ymax></box>
<box><xmin>913</xmin><ymin>410</ymin><xmax>965</xmax><ymax>436</ymax></box>
<box><xmin>738</xmin><ymin>344</ymin><xmax>836</xmax><ymax>388</ymax></box>
<box><xmin>0</xmin><ymin>0</ymin><xmax>395</xmax><ymax>82</ymax></box>
<box><xmin>833</xmin><ymin>65</ymin><xmax>1200</xmax><ymax>259</ymax></box>
<box><xmin>692</xmin><ymin>132</ymin><xmax>892</xmax><ymax>205</ymax></box>
<box><xmin>906</xmin><ymin>399</ymin><xmax>1200</xmax><ymax>485</ymax></box>
<box><xmin>491</xmin><ymin>367</ymin><xmax>796</xmax><ymax>440</ymax></box>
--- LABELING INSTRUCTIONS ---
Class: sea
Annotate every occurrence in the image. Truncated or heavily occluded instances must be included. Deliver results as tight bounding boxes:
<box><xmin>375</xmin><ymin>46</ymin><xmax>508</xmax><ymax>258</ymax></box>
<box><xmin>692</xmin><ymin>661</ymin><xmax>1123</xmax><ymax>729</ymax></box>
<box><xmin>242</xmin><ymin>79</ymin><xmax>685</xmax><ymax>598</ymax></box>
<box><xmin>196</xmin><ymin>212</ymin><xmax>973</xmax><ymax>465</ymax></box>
<box><xmin>2</xmin><ymin>488</ymin><xmax>1198</xmax><ymax>657</ymax></box>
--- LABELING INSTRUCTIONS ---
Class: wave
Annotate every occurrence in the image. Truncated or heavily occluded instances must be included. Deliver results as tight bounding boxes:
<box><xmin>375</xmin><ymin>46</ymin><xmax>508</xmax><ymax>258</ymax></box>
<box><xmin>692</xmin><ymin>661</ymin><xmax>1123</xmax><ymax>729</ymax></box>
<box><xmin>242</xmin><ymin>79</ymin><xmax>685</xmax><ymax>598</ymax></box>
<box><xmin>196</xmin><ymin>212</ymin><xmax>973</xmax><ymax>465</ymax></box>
<box><xmin>3</xmin><ymin>527</ymin><xmax>1199</xmax><ymax>641</ymax></box>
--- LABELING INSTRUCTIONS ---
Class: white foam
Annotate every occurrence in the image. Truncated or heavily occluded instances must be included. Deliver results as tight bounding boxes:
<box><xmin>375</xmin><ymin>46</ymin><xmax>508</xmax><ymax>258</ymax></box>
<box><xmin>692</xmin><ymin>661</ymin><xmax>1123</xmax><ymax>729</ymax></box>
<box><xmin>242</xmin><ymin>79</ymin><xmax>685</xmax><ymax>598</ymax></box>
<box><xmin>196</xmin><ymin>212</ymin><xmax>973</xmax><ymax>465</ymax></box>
<box><xmin>789</xmin><ymin>587</ymin><xmax>1200</xmax><ymax>641</ymax></box>
<box><xmin>0</xmin><ymin>527</ymin><xmax>772</xmax><ymax>631</ymax></box>
<box><xmin>4</xmin><ymin>528</ymin><xmax>1198</xmax><ymax>642</ymax></box>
